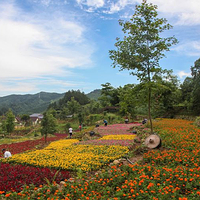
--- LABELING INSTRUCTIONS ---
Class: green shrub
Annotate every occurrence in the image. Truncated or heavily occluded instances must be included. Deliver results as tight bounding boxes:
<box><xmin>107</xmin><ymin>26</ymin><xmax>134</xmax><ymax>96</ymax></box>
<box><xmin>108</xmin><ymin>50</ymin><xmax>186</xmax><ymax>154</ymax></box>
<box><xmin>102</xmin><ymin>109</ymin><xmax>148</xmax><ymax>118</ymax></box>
<box><xmin>194</xmin><ymin>117</ymin><xmax>200</xmax><ymax>128</ymax></box>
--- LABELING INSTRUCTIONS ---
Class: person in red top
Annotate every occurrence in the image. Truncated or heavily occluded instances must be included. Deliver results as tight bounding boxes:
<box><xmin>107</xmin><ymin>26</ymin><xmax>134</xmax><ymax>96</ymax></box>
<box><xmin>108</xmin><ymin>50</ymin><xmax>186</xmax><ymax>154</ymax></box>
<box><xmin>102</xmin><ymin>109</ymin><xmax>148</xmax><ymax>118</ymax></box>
<box><xmin>79</xmin><ymin>124</ymin><xmax>82</xmax><ymax>131</ymax></box>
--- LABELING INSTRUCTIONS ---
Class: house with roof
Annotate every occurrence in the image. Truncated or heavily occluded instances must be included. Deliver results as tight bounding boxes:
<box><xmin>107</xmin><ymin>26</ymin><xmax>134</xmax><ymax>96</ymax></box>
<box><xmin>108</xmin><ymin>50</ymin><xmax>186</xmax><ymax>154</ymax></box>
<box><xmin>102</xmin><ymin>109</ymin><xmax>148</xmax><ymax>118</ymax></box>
<box><xmin>29</xmin><ymin>113</ymin><xmax>43</xmax><ymax>125</ymax></box>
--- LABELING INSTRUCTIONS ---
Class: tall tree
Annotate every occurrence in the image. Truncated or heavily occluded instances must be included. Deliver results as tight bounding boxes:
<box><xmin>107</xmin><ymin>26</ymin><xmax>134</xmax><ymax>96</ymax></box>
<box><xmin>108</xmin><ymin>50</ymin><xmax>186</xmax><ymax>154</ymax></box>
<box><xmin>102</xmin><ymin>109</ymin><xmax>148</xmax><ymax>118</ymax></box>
<box><xmin>99</xmin><ymin>82</ymin><xmax>120</xmax><ymax>107</ymax></box>
<box><xmin>41</xmin><ymin>112</ymin><xmax>57</xmax><ymax>142</ymax></box>
<box><xmin>190</xmin><ymin>58</ymin><xmax>200</xmax><ymax>114</ymax></box>
<box><xmin>109</xmin><ymin>0</ymin><xmax>178</xmax><ymax>133</ymax></box>
<box><xmin>67</xmin><ymin>97</ymin><xmax>81</xmax><ymax>114</ymax></box>
<box><xmin>5</xmin><ymin>109</ymin><xmax>15</xmax><ymax>135</ymax></box>
<box><xmin>180</xmin><ymin>77</ymin><xmax>193</xmax><ymax>112</ymax></box>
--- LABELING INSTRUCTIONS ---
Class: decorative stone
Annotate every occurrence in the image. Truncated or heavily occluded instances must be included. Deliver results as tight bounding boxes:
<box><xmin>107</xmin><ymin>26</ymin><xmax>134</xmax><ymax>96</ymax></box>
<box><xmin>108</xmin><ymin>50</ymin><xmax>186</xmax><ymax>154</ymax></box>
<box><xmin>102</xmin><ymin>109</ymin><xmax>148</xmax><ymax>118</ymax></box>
<box><xmin>113</xmin><ymin>160</ymin><xmax>120</xmax><ymax>165</ymax></box>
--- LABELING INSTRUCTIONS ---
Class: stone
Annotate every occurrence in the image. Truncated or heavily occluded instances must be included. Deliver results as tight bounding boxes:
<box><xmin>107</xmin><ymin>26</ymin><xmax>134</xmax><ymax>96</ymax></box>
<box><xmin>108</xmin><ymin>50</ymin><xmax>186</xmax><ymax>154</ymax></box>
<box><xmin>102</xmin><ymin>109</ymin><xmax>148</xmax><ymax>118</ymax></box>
<box><xmin>113</xmin><ymin>160</ymin><xmax>120</xmax><ymax>165</ymax></box>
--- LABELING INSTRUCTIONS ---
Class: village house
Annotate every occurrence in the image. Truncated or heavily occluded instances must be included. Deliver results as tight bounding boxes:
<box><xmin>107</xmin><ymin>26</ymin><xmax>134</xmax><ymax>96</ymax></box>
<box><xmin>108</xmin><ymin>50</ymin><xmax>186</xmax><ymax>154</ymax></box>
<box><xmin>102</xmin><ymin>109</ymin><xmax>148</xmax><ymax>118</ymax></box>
<box><xmin>29</xmin><ymin>113</ymin><xmax>43</xmax><ymax>125</ymax></box>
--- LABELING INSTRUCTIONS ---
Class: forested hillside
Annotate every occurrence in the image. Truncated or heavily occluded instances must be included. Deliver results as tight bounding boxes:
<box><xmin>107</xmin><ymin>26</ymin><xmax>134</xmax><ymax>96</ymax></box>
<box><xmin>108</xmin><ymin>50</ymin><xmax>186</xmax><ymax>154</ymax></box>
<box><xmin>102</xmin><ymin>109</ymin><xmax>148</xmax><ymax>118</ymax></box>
<box><xmin>0</xmin><ymin>92</ymin><xmax>65</xmax><ymax>115</ymax></box>
<box><xmin>86</xmin><ymin>89</ymin><xmax>101</xmax><ymax>100</ymax></box>
<box><xmin>0</xmin><ymin>90</ymin><xmax>101</xmax><ymax>115</ymax></box>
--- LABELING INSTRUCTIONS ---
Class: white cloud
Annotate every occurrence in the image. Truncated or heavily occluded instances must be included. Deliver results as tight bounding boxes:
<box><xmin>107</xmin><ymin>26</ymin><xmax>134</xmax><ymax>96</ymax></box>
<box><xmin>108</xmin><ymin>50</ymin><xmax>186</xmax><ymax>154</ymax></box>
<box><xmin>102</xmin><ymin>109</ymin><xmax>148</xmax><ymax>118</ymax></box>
<box><xmin>76</xmin><ymin>0</ymin><xmax>105</xmax><ymax>8</ymax></box>
<box><xmin>108</xmin><ymin>0</ymin><xmax>136</xmax><ymax>14</ymax></box>
<box><xmin>177</xmin><ymin>71</ymin><xmax>191</xmax><ymax>78</ymax></box>
<box><xmin>173</xmin><ymin>41</ymin><xmax>200</xmax><ymax>56</ymax></box>
<box><xmin>0</xmin><ymin>77</ymin><xmax>87</xmax><ymax>96</ymax></box>
<box><xmin>148</xmin><ymin>0</ymin><xmax>200</xmax><ymax>25</ymax></box>
<box><xmin>0</xmin><ymin>1</ymin><xmax>94</xmax><ymax>80</ymax></box>
<box><xmin>76</xmin><ymin>0</ymin><xmax>200</xmax><ymax>25</ymax></box>
<box><xmin>0</xmin><ymin>82</ymin><xmax>38</xmax><ymax>94</ymax></box>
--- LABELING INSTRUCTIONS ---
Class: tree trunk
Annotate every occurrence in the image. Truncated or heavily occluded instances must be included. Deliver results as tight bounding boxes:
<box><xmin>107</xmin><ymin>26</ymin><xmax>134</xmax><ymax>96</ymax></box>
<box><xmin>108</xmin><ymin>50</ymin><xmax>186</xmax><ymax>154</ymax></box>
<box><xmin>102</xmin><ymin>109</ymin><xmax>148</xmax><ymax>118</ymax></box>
<box><xmin>147</xmin><ymin>63</ymin><xmax>153</xmax><ymax>134</ymax></box>
<box><xmin>45</xmin><ymin>134</ymin><xmax>47</xmax><ymax>143</ymax></box>
<box><xmin>148</xmin><ymin>84</ymin><xmax>153</xmax><ymax>134</ymax></box>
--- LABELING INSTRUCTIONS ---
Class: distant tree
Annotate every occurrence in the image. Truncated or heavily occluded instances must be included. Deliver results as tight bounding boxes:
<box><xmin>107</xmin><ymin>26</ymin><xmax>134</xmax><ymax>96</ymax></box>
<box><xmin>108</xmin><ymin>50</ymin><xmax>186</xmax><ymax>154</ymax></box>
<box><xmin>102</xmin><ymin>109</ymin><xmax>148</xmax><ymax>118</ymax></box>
<box><xmin>180</xmin><ymin>77</ymin><xmax>193</xmax><ymax>112</ymax></box>
<box><xmin>59</xmin><ymin>90</ymin><xmax>90</xmax><ymax>107</ymax></box>
<box><xmin>59</xmin><ymin>107</ymin><xmax>70</xmax><ymax>120</ymax></box>
<box><xmin>118</xmin><ymin>84</ymin><xmax>137</xmax><ymax>117</ymax></box>
<box><xmin>20</xmin><ymin>114</ymin><xmax>30</xmax><ymax>126</ymax></box>
<box><xmin>21</xmin><ymin>114</ymin><xmax>30</xmax><ymax>122</ymax></box>
<box><xmin>109</xmin><ymin>0</ymin><xmax>178</xmax><ymax>133</ymax></box>
<box><xmin>0</xmin><ymin>120</ymin><xmax>7</xmax><ymax>137</ymax></box>
<box><xmin>5</xmin><ymin>109</ymin><xmax>15</xmax><ymax>135</ymax></box>
<box><xmin>150</xmin><ymin>72</ymin><xmax>180</xmax><ymax>117</ymax></box>
<box><xmin>67</xmin><ymin>97</ymin><xmax>81</xmax><ymax>114</ymax></box>
<box><xmin>77</xmin><ymin>110</ymin><xmax>84</xmax><ymax>125</ymax></box>
<box><xmin>99</xmin><ymin>82</ymin><xmax>120</xmax><ymax>107</ymax></box>
<box><xmin>190</xmin><ymin>58</ymin><xmax>200</xmax><ymax>114</ymax></box>
<box><xmin>85</xmin><ymin>100</ymin><xmax>102</xmax><ymax>114</ymax></box>
<box><xmin>41</xmin><ymin>112</ymin><xmax>57</xmax><ymax>142</ymax></box>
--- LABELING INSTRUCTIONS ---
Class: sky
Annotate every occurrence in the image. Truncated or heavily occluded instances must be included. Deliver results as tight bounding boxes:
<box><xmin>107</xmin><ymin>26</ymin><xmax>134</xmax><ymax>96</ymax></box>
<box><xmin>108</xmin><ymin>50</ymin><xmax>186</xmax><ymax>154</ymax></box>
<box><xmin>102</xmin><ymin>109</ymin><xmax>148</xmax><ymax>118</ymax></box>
<box><xmin>0</xmin><ymin>0</ymin><xmax>200</xmax><ymax>97</ymax></box>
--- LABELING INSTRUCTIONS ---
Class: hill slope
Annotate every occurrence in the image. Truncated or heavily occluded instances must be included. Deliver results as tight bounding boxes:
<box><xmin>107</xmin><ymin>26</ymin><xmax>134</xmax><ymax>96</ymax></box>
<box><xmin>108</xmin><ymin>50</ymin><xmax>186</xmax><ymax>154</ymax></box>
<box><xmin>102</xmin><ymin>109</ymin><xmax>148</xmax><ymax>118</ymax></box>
<box><xmin>86</xmin><ymin>89</ymin><xmax>101</xmax><ymax>100</ymax></box>
<box><xmin>0</xmin><ymin>89</ymin><xmax>101</xmax><ymax>115</ymax></box>
<box><xmin>0</xmin><ymin>92</ymin><xmax>65</xmax><ymax>115</ymax></box>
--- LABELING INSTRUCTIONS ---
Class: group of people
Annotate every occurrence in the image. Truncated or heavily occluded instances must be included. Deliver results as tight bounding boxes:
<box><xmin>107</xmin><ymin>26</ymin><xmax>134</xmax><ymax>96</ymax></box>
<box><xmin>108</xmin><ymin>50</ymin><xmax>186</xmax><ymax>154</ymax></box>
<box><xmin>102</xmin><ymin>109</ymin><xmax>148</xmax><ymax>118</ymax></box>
<box><xmin>68</xmin><ymin>124</ymin><xmax>82</xmax><ymax>138</ymax></box>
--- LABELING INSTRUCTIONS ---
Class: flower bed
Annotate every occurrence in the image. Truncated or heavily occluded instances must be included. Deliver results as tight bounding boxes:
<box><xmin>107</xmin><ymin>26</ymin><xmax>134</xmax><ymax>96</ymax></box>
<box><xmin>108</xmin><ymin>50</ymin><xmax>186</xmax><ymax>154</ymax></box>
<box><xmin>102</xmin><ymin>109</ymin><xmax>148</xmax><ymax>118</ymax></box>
<box><xmin>95</xmin><ymin>123</ymin><xmax>140</xmax><ymax>136</ymax></box>
<box><xmin>5</xmin><ymin>140</ymin><xmax>129</xmax><ymax>171</ymax></box>
<box><xmin>76</xmin><ymin>139</ymin><xmax>134</xmax><ymax>146</ymax></box>
<box><xmin>2</xmin><ymin>119</ymin><xmax>199</xmax><ymax>199</ymax></box>
<box><xmin>0</xmin><ymin>163</ymin><xmax>70</xmax><ymax>192</ymax></box>
<box><xmin>0</xmin><ymin>133</ymin><xmax>66</xmax><ymax>155</ymax></box>
<box><xmin>100</xmin><ymin>134</ymin><xmax>136</xmax><ymax>140</ymax></box>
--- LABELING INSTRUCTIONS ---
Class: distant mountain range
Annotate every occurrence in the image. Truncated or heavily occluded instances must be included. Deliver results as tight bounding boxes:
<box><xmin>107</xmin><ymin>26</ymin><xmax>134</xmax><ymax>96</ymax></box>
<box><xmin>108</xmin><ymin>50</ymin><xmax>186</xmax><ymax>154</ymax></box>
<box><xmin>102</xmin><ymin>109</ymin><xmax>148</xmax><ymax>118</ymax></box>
<box><xmin>0</xmin><ymin>89</ymin><xmax>101</xmax><ymax>115</ymax></box>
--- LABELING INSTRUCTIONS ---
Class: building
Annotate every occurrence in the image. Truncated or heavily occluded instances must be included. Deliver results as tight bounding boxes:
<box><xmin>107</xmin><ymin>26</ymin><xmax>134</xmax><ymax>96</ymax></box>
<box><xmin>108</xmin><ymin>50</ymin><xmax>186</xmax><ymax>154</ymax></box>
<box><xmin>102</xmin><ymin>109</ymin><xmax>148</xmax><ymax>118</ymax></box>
<box><xmin>29</xmin><ymin>113</ymin><xmax>43</xmax><ymax>125</ymax></box>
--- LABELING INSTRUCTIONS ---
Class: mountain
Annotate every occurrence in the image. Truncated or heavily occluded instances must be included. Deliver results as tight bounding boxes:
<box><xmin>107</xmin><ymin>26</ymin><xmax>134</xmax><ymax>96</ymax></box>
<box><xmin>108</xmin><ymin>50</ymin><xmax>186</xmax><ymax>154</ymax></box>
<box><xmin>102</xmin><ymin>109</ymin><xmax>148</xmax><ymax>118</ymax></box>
<box><xmin>0</xmin><ymin>92</ymin><xmax>65</xmax><ymax>115</ymax></box>
<box><xmin>0</xmin><ymin>89</ymin><xmax>102</xmax><ymax>115</ymax></box>
<box><xmin>86</xmin><ymin>89</ymin><xmax>101</xmax><ymax>100</ymax></box>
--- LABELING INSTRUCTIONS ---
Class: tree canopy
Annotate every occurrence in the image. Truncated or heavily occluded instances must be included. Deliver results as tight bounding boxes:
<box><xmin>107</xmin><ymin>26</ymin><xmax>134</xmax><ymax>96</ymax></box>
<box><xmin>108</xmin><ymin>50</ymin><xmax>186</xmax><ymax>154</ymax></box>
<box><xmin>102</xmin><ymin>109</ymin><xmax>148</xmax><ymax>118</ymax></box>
<box><xmin>109</xmin><ymin>0</ymin><xmax>178</xmax><ymax>133</ymax></box>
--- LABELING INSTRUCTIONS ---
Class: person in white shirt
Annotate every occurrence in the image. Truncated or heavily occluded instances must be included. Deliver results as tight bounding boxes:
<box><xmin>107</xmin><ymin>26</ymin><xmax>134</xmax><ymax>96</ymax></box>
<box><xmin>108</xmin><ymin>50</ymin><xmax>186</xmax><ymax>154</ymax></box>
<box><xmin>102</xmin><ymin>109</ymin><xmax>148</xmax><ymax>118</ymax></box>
<box><xmin>2</xmin><ymin>148</ymin><xmax>12</xmax><ymax>158</ymax></box>
<box><xmin>68</xmin><ymin>127</ymin><xmax>73</xmax><ymax>138</ymax></box>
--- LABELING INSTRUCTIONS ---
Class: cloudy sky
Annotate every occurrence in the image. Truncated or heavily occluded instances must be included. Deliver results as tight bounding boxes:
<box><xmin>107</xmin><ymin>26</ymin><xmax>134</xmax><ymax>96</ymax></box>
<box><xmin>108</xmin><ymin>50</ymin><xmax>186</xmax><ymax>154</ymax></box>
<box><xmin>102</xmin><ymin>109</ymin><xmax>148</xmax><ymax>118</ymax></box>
<box><xmin>0</xmin><ymin>0</ymin><xmax>199</xmax><ymax>97</ymax></box>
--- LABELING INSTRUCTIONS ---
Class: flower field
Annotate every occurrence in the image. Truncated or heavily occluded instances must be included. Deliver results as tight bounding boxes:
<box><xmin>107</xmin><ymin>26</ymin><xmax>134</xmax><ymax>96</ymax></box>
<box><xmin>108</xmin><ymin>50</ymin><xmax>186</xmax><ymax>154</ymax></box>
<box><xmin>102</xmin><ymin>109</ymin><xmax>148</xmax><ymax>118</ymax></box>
<box><xmin>0</xmin><ymin>120</ymin><xmax>200</xmax><ymax>199</ymax></box>
<box><xmin>0</xmin><ymin>163</ymin><xmax>70</xmax><ymax>192</ymax></box>
<box><xmin>0</xmin><ymin>133</ymin><xmax>66</xmax><ymax>155</ymax></box>
<box><xmin>6</xmin><ymin>143</ymin><xmax>129</xmax><ymax>171</ymax></box>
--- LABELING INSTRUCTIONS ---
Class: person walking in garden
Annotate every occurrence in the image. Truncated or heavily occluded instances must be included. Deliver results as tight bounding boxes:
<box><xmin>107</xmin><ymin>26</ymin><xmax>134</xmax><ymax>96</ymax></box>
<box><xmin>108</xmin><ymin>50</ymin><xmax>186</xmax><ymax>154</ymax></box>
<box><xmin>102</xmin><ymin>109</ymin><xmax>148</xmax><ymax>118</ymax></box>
<box><xmin>125</xmin><ymin>117</ymin><xmax>129</xmax><ymax>124</ymax></box>
<box><xmin>68</xmin><ymin>127</ymin><xmax>73</xmax><ymax>138</ymax></box>
<box><xmin>79</xmin><ymin>124</ymin><xmax>82</xmax><ymax>132</ymax></box>
<box><xmin>2</xmin><ymin>148</ymin><xmax>12</xmax><ymax>158</ymax></box>
<box><xmin>103</xmin><ymin>119</ymin><xmax>108</xmax><ymax>126</ymax></box>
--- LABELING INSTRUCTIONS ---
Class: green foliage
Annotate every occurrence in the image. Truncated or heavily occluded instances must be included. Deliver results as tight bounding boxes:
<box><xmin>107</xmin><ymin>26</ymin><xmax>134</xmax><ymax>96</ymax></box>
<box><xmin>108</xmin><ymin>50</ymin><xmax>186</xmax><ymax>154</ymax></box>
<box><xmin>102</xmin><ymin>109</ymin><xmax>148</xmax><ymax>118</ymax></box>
<box><xmin>190</xmin><ymin>58</ymin><xmax>200</xmax><ymax>114</ymax></box>
<box><xmin>194</xmin><ymin>117</ymin><xmax>200</xmax><ymax>128</ymax></box>
<box><xmin>53</xmin><ymin>90</ymin><xmax>90</xmax><ymax>109</ymax></box>
<box><xmin>67</xmin><ymin>97</ymin><xmax>81</xmax><ymax>114</ymax></box>
<box><xmin>41</xmin><ymin>112</ymin><xmax>57</xmax><ymax>142</ymax></box>
<box><xmin>86</xmin><ymin>89</ymin><xmax>101</xmax><ymax>100</ymax></box>
<box><xmin>109</xmin><ymin>0</ymin><xmax>178</xmax><ymax>133</ymax></box>
<box><xmin>65</xmin><ymin>123</ymin><xmax>71</xmax><ymax>131</ymax></box>
<box><xmin>5</xmin><ymin>109</ymin><xmax>15</xmax><ymax>134</ymax></box>
<box><xmin>99</xmin><ymin>82</ymin><xmax>120</xmax><ymax>107</ymax></box>
<box><xmin>0</xmin><ymin>92</ymin><xmax>64</xmax><ymax>115</ymax></box>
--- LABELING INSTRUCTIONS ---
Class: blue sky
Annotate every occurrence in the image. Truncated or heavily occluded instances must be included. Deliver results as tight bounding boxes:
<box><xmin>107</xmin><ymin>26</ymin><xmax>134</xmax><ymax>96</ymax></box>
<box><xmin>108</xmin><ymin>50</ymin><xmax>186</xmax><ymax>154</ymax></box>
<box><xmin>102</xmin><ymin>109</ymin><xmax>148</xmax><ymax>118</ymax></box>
<box><xmin>0</xmin><ymin>0</ymin><xmax>199</xmax><ymax>97</ymax></box>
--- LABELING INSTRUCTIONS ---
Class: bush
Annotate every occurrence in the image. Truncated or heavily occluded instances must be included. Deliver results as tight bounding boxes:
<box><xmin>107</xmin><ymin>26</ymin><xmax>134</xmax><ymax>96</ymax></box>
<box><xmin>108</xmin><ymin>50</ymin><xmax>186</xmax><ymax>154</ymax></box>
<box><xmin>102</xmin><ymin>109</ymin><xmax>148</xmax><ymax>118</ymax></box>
<box><xmin>194</xmin><ymin>116</ymin><xmax>200</xmax><ymax>128</ymax></box>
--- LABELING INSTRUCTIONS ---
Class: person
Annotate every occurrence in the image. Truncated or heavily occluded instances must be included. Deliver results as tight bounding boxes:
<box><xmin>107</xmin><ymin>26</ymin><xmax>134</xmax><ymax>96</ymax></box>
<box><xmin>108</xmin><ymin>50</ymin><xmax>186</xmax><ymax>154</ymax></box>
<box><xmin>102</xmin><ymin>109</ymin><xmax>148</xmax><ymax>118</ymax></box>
<box><xmin>103</xmin><ymin>119</ymin><xmax>108</xmax><ymax>126</ymax></box>
<box><xmin>125</xmin><ymin>118</ymin><xmax>129</xmax><ymax>124</ymax></box>
<box><xmin>79</xmin><ymin>124</ymin><xmax>82</xmax><ymax>132</ymax></box>
<box><xmin>142</xmin><ymin>118</ymin><xmax>148</xmax><ymax>124</ymax></box>
<box><xmin>68</xmin><ymin>127</ymin><xmax>73</xmax><ymax>138</ymax></box>
<box><xmin>2</xmin><ymin>148</ymin><xmax>12</xmax><ymax>158</ymax></box>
